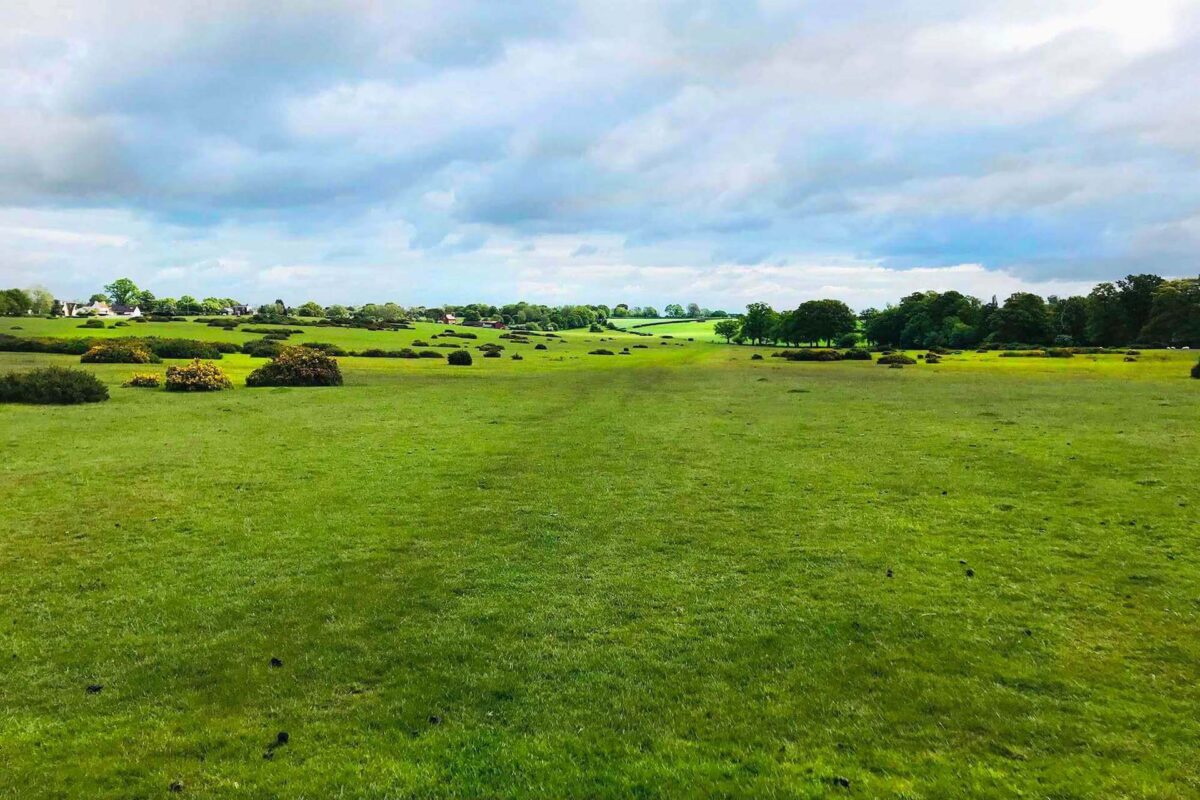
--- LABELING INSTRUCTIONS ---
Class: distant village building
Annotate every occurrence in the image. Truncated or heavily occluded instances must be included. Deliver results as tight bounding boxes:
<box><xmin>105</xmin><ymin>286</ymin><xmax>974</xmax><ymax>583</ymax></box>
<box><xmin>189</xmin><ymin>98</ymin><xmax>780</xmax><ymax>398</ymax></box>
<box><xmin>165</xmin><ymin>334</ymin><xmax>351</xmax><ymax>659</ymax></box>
<box><xmin>221</xmin><ymin>304</ymin><xmax>255</xmax><ymax>316</ymax></box>
<box><xmin>57</xmin><ymin>300</ymin><xmax>141</xmax><ymax>317</ymax></box>
<box><xmin>438</xmin><ymin>313</ymin><xmax>459</xmax><ymax>325</ymax></box>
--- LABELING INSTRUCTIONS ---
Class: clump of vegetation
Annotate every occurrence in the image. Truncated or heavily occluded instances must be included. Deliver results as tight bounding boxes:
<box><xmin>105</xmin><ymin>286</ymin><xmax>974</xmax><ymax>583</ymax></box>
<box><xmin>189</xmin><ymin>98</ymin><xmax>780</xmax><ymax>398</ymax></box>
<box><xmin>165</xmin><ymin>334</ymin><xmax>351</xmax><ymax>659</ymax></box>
<box><xmin>483</xmin><ymin>350</ymin><xmax>501</xmax><ymax>358</ymax></box>
<box><xmin>242</xmin><ymin>338</ymin><xmax>286</xmax><ymax>358</ymax></box>
<box><xmin>77</xmin><ymin>319</ymin><xmax>106</xmax><ymax>329</ymax></box>
<box><xmin>1192</xmin><ymin>359</ymin><xmax>1200</xmax><ymax>379</ymax></box>
<box><xmin>1000</xmin><ymin>350</ymin><xmax>1046</xmax><ymax>358</ymax></box>
<box><xmin>81</xmin><ymin>341</ymin><xmax>160</xmax><ymax>364</ymax></box>
<box><xmin>842</xmin><ymin>348</ymin><xmax>872</xmax><ymax>360</ymax></box>
<box><xmin>780</xmin><ymin>349</ymin><xmax>842</xmax><ymax>362</ymax></box>
<box><xmin>535</xmin><ymin>343</ymin><xmax>548</xmax><ymax>350</ymax></box>
<box><xmin>448</xmin><ymin>349</ymin><xmax>473</xmax><ymax>366</ymax></box>
<box><xmin>146</xmin><ymin>338</ymin><xmax>225</xmax><ymax>359</ymax></box>
<box><xmin>589</xmin><ymin>349</ymin><xmax>615</xmax><ymax>355</ymax></box>
<box><xmin>0</xmin><ymin>366</ymin><xmax>109</xmax><ymax>404</ymax></box>
<box><xmin>418</xmin><ymin>350</ymin><xmax>443</xmax><ymax>359</ymax></box>
<box><xmin>1045</xmin><ymin>348</ymin><xmax>1074</xmax><ymax>358</ymax></box>
<box><xmin>246</xmin><ymin>348</ymin><xmax>343</xmax><ymax>387</ymax></box>
<box><xmin>123</xmin><ymin>373</ymin><xmax>161</xmax><ymax>388</ymax></box>
<box><xmin>299</xmin><ymin>342</ymin><xmax>348</xmax><ymax>356</ymax></box>
<box><xmin>751</xmin><ymin>353</ymin><xmax>763</xmax><ymax>360</ymax></box>
<box><xmin>512</xmin><ymin>353</ymin><xmax>523</xmax><ymax>360</ymax></box>
<box><xmin>877</xmin><ymin>354</ymin><xmax>917</xmax><ymax>365</ymax></box>
<box><xmin>165</xmin><ymin>360</ymin><xmax>233</xmax><ymax>392</ymax></box>
<box><xmin>411</xmin><ymin>340</ymin><xmax>430</xmax><ymax>347</ymax></box>
<box><xmin>925</xmin><ymin>354</ymin><xmax>942</xmax><ymax>364</ymax></box>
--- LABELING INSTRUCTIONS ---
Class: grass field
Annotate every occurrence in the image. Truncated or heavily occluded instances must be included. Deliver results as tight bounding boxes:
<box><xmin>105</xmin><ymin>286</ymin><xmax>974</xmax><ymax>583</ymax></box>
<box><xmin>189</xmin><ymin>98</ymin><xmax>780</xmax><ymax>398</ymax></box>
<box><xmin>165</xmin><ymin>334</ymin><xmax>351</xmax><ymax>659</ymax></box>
<box><xmin>610</xmin><ymin>318</ymin><xmax>724</xmax><ymax>341</ymax></box>
<box><xmin>1</xmin><ymin>322</ymin><xmax>1198</xmax><ymax>798</ymax></box>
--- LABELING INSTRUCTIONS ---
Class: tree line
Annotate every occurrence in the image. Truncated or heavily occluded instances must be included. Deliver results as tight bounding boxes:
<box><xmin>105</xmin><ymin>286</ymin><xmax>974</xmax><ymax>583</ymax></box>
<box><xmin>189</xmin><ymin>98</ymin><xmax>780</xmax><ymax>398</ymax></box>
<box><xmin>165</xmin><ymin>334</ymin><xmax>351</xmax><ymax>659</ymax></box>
<box><xmin>4</xmin><ymin>272</ymin><xmax>1196</xmax><ymax>345</ymax></box>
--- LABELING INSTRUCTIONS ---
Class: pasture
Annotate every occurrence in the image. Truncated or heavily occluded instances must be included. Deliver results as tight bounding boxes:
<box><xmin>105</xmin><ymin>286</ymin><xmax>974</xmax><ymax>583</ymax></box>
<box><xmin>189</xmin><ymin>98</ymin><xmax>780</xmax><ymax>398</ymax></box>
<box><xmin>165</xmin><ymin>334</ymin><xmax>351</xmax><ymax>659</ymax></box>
<box><xmin>1</xmin><ymin>324</ymin><xmax>1198</xmax><ymax>798</ymax></box>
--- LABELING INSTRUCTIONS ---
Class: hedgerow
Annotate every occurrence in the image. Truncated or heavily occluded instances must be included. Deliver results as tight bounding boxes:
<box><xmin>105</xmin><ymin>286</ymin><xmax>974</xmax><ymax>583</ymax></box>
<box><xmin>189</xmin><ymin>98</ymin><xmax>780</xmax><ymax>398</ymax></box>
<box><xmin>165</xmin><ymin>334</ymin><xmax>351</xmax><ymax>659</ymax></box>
<box><xmin>81</xmin><ymin>341</ymin><xmax>160</xmax><ymax>364</ymax></box>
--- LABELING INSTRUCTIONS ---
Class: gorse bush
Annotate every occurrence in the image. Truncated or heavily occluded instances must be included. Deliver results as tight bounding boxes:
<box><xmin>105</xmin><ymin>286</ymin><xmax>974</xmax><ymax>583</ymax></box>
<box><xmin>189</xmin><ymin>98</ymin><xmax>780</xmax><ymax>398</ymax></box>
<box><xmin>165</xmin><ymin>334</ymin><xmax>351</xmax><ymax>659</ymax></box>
<box><xmin>81</xmin><ymin>341</ymin><xmax>160</xmax><ymax>364</ymax></box>
<box><xmin>123</xmin><ymin>372</ymin><xmax>161</xmax><ymax>388</ymax></box>
<box><xmin>842</xmin><ymin>348</ymin><xmax>872</xmax><ymax>360</ymax></box>
<box><xmin>877</xmin><ymin>354</ymin><xmax>917</xmax><ymax>365</ymax></box>
<box><xmin>0</xmin><ymin>334</ymin><xmax>91</xmax><ymax>355</ymax></box>
<box><xmin>165</xmin><ymin>360</ymin><xmax>233</xmax><ymax>392</ymax></box>
<box><xmin>242</xmin><ymin>338</ymin><xmax>286</xmax><ymax>358</ymax></box>
<box><xmin>448</xmin><ymin>349</ymin><xmax>473</xmax><ymax>366</ymax></box>
<box><xmin>781</xmin><ymin>349</ymin><xmax>842</xmax><ymax>362</ymax></box>
<box><xmin>246</xmin><ymin>347</ymin><xmax>343</xmax><ymax>387</ymax></box>
<box><xmin>145</xmin><ymin>338</ymin><xmax>225</xmax><ymax>359</ymax></box>
<box><xmin>0</xmin><ymin>367</ymin><xmax>109</xmax><ymax>404</ymax></box>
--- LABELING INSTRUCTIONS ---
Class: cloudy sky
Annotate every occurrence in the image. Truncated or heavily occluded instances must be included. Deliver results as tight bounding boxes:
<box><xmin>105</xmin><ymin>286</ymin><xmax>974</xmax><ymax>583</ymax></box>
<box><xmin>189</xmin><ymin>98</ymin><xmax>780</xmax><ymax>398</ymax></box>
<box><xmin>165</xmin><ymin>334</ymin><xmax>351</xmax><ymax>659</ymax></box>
<box><xmin>2</xmin><ymin>0</ymin><xmax>1199</xmax><ymax>309</ymax></box>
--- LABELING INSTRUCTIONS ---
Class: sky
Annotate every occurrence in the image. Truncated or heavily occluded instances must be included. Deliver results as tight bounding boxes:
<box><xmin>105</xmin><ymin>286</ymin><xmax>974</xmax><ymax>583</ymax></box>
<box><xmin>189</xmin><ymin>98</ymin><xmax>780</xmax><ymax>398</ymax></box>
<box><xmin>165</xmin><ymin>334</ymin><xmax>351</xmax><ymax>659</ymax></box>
<box><xmin>1</xmin><ymin>0</ymin><xmax>1199</xmax><ymax>310</ymax></box>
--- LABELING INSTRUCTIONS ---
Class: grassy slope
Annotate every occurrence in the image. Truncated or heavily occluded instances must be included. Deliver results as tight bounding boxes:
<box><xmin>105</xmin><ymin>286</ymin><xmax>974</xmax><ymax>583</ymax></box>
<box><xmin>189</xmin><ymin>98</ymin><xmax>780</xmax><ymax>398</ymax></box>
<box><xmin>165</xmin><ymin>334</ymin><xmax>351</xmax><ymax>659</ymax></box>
<box><xmin>1</xmin><ymin>329</ymin><xmax>1198</xmax><ymax>798</ymax></box>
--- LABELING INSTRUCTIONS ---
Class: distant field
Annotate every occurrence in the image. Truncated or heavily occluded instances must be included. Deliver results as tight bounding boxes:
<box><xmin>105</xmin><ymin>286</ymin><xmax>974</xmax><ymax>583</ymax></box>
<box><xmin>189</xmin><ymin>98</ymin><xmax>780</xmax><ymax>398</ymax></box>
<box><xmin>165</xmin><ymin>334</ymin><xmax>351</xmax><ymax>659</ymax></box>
<box><xmin>610</xmin><ymin>317</ymin><xmax>724</xmax><ymax>341</ymax></box>
<box><xmin>2</xmin><ymin>323</ymin><xmax>1199</xmax><ymax>798</ymax></box>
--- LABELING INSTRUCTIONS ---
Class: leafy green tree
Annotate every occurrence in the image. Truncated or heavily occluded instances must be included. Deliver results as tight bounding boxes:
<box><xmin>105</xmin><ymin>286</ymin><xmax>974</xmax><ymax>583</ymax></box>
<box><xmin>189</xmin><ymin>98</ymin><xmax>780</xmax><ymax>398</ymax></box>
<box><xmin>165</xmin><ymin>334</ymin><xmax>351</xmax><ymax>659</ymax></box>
<box><xmin>89</xmin><ymin>293</ymin><xmax>108</xmax><ymax>304</ymax></box>
<box><xmin>297</xmin><ymin>301</ymin><xmax>325</xmax><ymax>318</ymax></box>
<box><xmin>994</xmin><ymin>292</ymin><xmax>1052</xmax><ymax>344</ymax></box>
<box><xmin>104</xmin><ymin>278</ymin><xmax>140</xmax><ymax>306</ymax></box>
<box><xmin>1140</xmin><ymin>278</ymin><xmax>1200</xmax><ymax>345</ymax></box>
<box><xmin>714</xmin><ymin>318</ymin><xmax>741</xmax><ymax>343</ymax></box>
<box><xmin>1117</xmin><ymin>274</ymin><xmax>1165</xmax><ymax>339</ymax></box>
<box><xmin>1055</xmin><ymin>296</ymin><xmax>1090</xmax><ymax>344</ymax></box>
<box><xmin>177</xmin><ymin>296</ymin><xmax>201</xmax><ymax>315</ymax></box>
<box><xmin>26</xmin><ymin>287</ymin><xmax>54</xmax><ymax>315</ymax></box>
<box><xmin>686</xmin><ymin>302</ymin><xmax>702</xmax><ymax>317</ymax></box>
<box><xmin>664</xmin><ymin>303</ymin><xmax>685</xmax><ymax>318</ymax></box>
<box><xmin>0</xmin><ymin>288</ymin><xmax>33</xmax><ymax>316</ymax></box>
<box><xmin>1086</xmin><ymin>282</ymin><xmax>1126</xmax><ymax>346</ymax></box>
<box><xmin>740</xmin><ymin>302</ymin><xmax>777</xmax><ymax>345</ymax></box>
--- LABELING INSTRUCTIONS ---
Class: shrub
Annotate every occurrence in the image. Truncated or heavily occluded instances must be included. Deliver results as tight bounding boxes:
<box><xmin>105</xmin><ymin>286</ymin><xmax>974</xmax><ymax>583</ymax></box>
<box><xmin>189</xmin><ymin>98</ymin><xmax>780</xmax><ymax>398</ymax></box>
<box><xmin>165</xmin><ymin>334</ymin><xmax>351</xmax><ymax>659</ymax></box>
<box><xmin>81</xmin><ymin>341</ymin><xmax>160</xmax><ymax>364</ymax></box>
<box><xmin>511</xmin><ymin>353</ymin><xmax>523</xmax><ymax>360</ymax></box>
<box><xmin>842</xmin><ymin>348</ymin><xmax>872</xmax><ymax>360</ymax></box>
<box><xmin>448</xmin><ymin>349</ymin><xmax>473</xmax><ymax>366</ymax></box>
<box><xmin>1192</xmin><ymin>360</ymin><xmax>1200</xmax><ymax>379</ymax></box>
<box><xmin>78</xmin><ymin>319</ymin><xmax>106</xmax><ymax>329</ymax></box>
<box><xmin>877</xmin><ymin>354</ymin><xmax>916</xmax><ymax>365</ymax></box>
<box><xmin>418</xmin><ymin>350</ymin><xmax>443</xmax><ymax>359</ymax></box>
<box><xmin>589</xmin><ymin>349</ymin><xmax>615</xmax><ymax>355</ymax></box>
<box><xmin>123</xmin><ymin>373</ymin><xmax>161</xmax><ymax>388</ymax></box>
<box><xmin>263</xmin><ymin>332</ymin><xmax>291</xmax><ymax>340</ymax></box>
<box><xmin>483</xmin><ymin>350</ymin><xmax>501</xmax><ymax>358</ymax></box>
<box><xmin>1045</xmin><ymin>348</ymin><xmax>1074</xmax><ymax>358</ymax></box>
<box><xmin>0</xmin><ymin>367</ymin><xmax>109</xmax><ymax>404</ymax></box>
<box><xmin>751</xmin><ymin>353</ymin><xmax>764</xmax><ymax>360</ymax></box>
<box><xmin>246</xmin><ymin>347</ymin><xmax>342</xmax><ymax>387</ymax></box>
<box><xmin>242</xmin><ymin>338</ymin><xmax>286</xmax><ymax>358</ymax></box>
<box><xmin>145</xmin><ymin>338</ymin><xmax>223</xmax><ymax>359</ymax></box>
<box><xmin>837</xmin><ymin>333</ymin><xmax>860</xmax><ymax>348</ymax></box>
<box><xmin>925</xmin><ymin>354</ymin><xmax>942</xmax><ymax>364</ymax></box>
<box><xmin>477</xmin><ymin>342</ymin><xmax>505</xmax><ymax>352</ymax></box>
<box><xmin>1000</xmin><ymin>350</ymin><xmax>1046</xmax><ymax>358</ymax></box>
<box><xmin>780</xmin><ymin>349</ymin><xmax>842</xmax><ymax>362</ymax></box>
<box><xmin>535</xmin><ymin>343</ymin><xmax>548</xmax><ymax>350</ymax></box>
<box><xmin>300</xmin><ymin>341</ymin><xmax>348</xmax><ymax>356</ymax></box>
<box><xmin>0</xmin><ymin>334</ymin><xmax>91</xmax><ymax>355</ymax></box>
<box><xmin>411</xmin><ymin>340</ymin><xmax>430</xmax><ymax>347</ymax></box>
<box><xmin>165</xmin><ymin>360</ymin><xmax>233</xmax><ymax>392</ymax></box>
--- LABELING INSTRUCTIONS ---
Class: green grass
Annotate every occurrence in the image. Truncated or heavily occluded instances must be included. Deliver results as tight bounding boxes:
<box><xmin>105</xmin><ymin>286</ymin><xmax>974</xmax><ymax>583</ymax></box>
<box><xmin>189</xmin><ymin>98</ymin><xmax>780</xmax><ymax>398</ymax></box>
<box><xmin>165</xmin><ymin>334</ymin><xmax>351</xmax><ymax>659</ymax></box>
<box><xmin>1</xmin><ymin>329</ymin><xmax>1198</xmax><ymax>798</ymax></box>
<box><xmin>610</xmin><ymin>318</ymin><xmax>725</xmax><ymax>341</ymax></box>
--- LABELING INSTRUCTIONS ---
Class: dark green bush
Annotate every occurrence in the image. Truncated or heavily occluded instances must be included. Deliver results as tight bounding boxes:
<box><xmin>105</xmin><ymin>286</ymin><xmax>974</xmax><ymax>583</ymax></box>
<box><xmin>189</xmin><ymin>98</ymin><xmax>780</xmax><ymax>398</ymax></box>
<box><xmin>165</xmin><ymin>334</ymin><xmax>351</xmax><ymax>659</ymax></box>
<box><xmin>877</xmin><ymin>354</ymin><xmax>916</xmax><ymax>365</ymax></box>
<box><xmin>0</xmin><ymin>367</ymin><xmax>109</xmax><ymax>404</ymax></box>
<box><xmin>418</xmin><ymin>350</ymin><xmax>443</xmax><ymax>359</ymax></box>
<box><xmin>483</xmin><ymin>350</ymin><xmax>501</xmax><ymax>358</ymax></box>
<box><xmin>589</xmin><ymin>349</ymin><xmax>615</xmax><ymax>355</ymax></box>
<box><xmin>511</xmin><ymin>353</ymin><xmax>523</xmax><ymax>360</ymax></box>
<box><xmin>411</xmin><ymin>340</ymin><xmax>430</xmax><ymax>347</ymax></box>
<box><xmin>246</xmin><ymin>347</ymin><xmax>342</xmax><ymax>387</ymax></box>
<box><xmin>781</xmin><ymin>349</ymin><xmax>842</xmax><ymax>362</ymax></box>
<box><xmin>1191</xmin><ymin>359</ymin><xmax>1199</xmax><ymax>379</ymax></box>
<box><xmin>750</xmin><ymin>353</ymin><xmax>763</xmax><ymax>360</ymax></box>
<box><xmin>1045</xmin><ymin>348</ymin><xmax>1074</xmax><ymax>358</ymax></box>
<box><xmin>242</xmin><ymin>338</ymin><xmax>286</xmax><ymax>358</ymax></box>
<box><xmin>448</xmin><ymin>349</ymin><xmax>472</xmax><ymax>366</ymax></box>
<box><xmin>145</xmin><ymin>338</ymin><xmax>223</xmax><ymax>359</ymax></box>
<box><xmin>0</xmin><ymin>334</ymin><xmax>90</xmax><ymax>355</ymax></box>
<box><xmin>81</xmin><ymin>341</ymin><xmax>160</xmax><ymax>364</ymax></box>
<box><xmin>842</xmin><ymin>348</ymin><xmax>872</xmax><ymax>360</ymax></box>
<box><xmin>78</xmin><ymin>319</ymin><xmax>106</xmax><ymax>329</ymax></box>
<box><xmin>299</xmin><ymin>342</ymin><xmax>348</xmax><ymax>356</ymax></box>
<box><xmin>535</xmin><ymin>343</ymin><xmax>548</xmax><ymax>350</ymax></box>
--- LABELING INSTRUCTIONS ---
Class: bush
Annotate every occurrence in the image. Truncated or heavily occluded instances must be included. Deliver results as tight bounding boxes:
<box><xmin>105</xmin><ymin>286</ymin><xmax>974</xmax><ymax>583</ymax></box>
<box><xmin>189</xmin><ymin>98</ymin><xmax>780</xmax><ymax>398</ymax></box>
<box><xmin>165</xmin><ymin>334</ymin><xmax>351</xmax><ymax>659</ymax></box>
<box><xmin>81</xmin><ymin>341</ymin><xmax>160</xmax><ymax>364</ymax></box>
<box><xmin>877</xmin><ymin>354</ymin><xmax>916</xmax><ymax>365</ymax></box>
<box><xmin>300</xmin><ymin>341</ymin><xmax>348</xmax><ymax>356</ymax></box>
<box><xmin>589</xmin><ymin>349</ymin><xmax>615</xmax><ymax>355</ymax></box>
<box><xmin>1000</xmin><ymin>350</ymin><xmax>1046</xmax><ymax>358</ymax></box>
<box><xmin>1192</xmin><ymin>360</ymin><xmax>1200</xmax><ymax>379</ymax></box>
<box><xmin>751</xmin><ymin>353</ymin><xmax>763</xmax><ymax>360</ymax></box>
<box><xmin>837</xmin><ymin>333</ymin><xmax>860</xmax><ymax>349</ymax></box>
<box><xmin>0</xmin><ymin>334</ymin><xmax>91</xmax><ymax>355</ymax></box>
<box><xmin>925</xmin><ymin>354</ymin><xmax>942</xmax><ymax>364</ymax></box>
<box><xmin>411</xmin><ymin>340</ymin><xmax>430</xmax><ymax>347</ymax></box>
<box><xmin>0</xmin><ymin>367</ymin><xmax>109</xmax><ymax>404</ymax></box>
<box><xmin>246</xmin><ymin>347</ymin><xmax>343</xmax><ymax>387</ymax></box>
<box><xmin>242</xmin><ymin>338</ymin><xmax>286</xmax><ymax>358</ymax></box>
<box><xmin>123</xmin><ymin>373</ymin><xmax>161</xmax><ymax>388</ymax></box>
<box><xmin>511</xmin><ymin>353</ymin><xmax>523</xmax><ymax>360</ymax></box>
<box><xmin>477</xmin><ymin>342</ymin><xmax>505</xmax><ymax>352</ymax></box>
<box><xmin>535</xmin><ymin>343</ymin><xmax>548</xmax><ymax>350</ymax></box>
<box><xmin>418</xmin><ymin>350</ymin><xmax>443</xmax><ymax>359</ymax></box>
<box><xmin>78</xmin><ymin>319</ymin><xmax>106</xmax><ymax>329</ymax></box>
<box><xmin>842</xmin><ymin>348</ymin><xmax>872</xmax><ymax>360</ymax></box>
<box><xmin>145</xmin><ymin>338</ymin><xmax>224</xmax><ymax>359</ymax></box>
<box><xmin>1045</xmin><ymin>348</ymin><xmax>1074</xmax><ymax>358</ymax></box>
<box><xmin>1124</xmin><ymin>356</ymin><xmax>1138</xmax><ymax>363</ymax></box>
<box><xmin>483</xmin><ymin>350</ymin><xmax>501</xmax><ymax>358</ymax></box>
<box><xmin>165</xmin><ymin>360</ymin><xmax>233</xmax><ymax>391</ymax></box>
<box><xmin>448</xmin><ymin>349</ymin><xmax>473</xmax><ymax>366</ymax></box>
<box><xmin>780</xmin><ymin>349</ymin><xmax>842</xmax><ymax>362</ymax></box>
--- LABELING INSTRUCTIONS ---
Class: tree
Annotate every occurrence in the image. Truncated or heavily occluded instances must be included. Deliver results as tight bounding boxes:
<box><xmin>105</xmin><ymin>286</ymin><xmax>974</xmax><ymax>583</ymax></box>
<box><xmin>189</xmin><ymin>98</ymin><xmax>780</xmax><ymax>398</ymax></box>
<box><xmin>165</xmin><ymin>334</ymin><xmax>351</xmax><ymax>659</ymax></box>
<box><xmin>641</xmin><ymin>306</ymin><xmax>658</xmax><ymax>319</ymax></box>
<box><xmin>1117</xmin><ymin>274</ymin><xmax>1165</xmax><ymax>340</ymax></box>
<box><xmin>994</xmin><ymin>292</ymin><xmax>1052</xmax><ymax>344</ymax></box>
<box><xmin>686</xmin><ymin>302</ymin><xmax>702</xmax><ymax>318</ymax></box>
<box><xmin>201</xmin><ymin>297</ymin><xmax>224</xmax><ymax>314</ymax></box>
<box><xmin>664</xmin><ymin>303</ymin><xmax>685</xmax><ymax>318</ymax></box>
<box><xmin>1055</xmin><ymin>296</ymin><xmax>1090</xmax><ymax>345</ymax></box>
<box><xmin>1140</xmin><ymin>278</ymin><xmax>1200</xmax><ymax>345</ymax></box>
<box><xmin>136</xmin><ymin>290</ymin><xmax>156</xmax><ymax>311</ymax></box>
<box><xmin>26</xmin><ymin>287</ymin><xmax>54</xmax><ymax>315</ymax></box>
<box><xmin>0</xmin><ymin>288</ymin><xmax>33</xmax><ymax>316</ymax></box>
<box><xmin>740</xmin><ymin>302</ymin><xmax>777</xmax><ymax>345</ymax></box>
<box><xmin>298</xmin><ymin>301</ymin><xmax>325</xmax><ymax>318</ymax></box>
<box><xmin>714</xmin><ymin>318</ymin><xmax>741</xmax><ymax>343</ymax></box>
<box><xmin>1086</xmin><ymin>282</ymin><xmax>1126</xmax><ymax>346</ymax></box>
<box><xmin>88</xmin><ymin>293</ymin><xmax>108</xmax><ymax>304</ymax></box>
<box><xmin>177</xmin><ymin>296</ymin><xmax>201</xmax><ymax>315</ymax></box>
<box><xmin>104</xmin><ymin>278</ymin><xmax>140</xmax><ymax>306</ymax></box>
